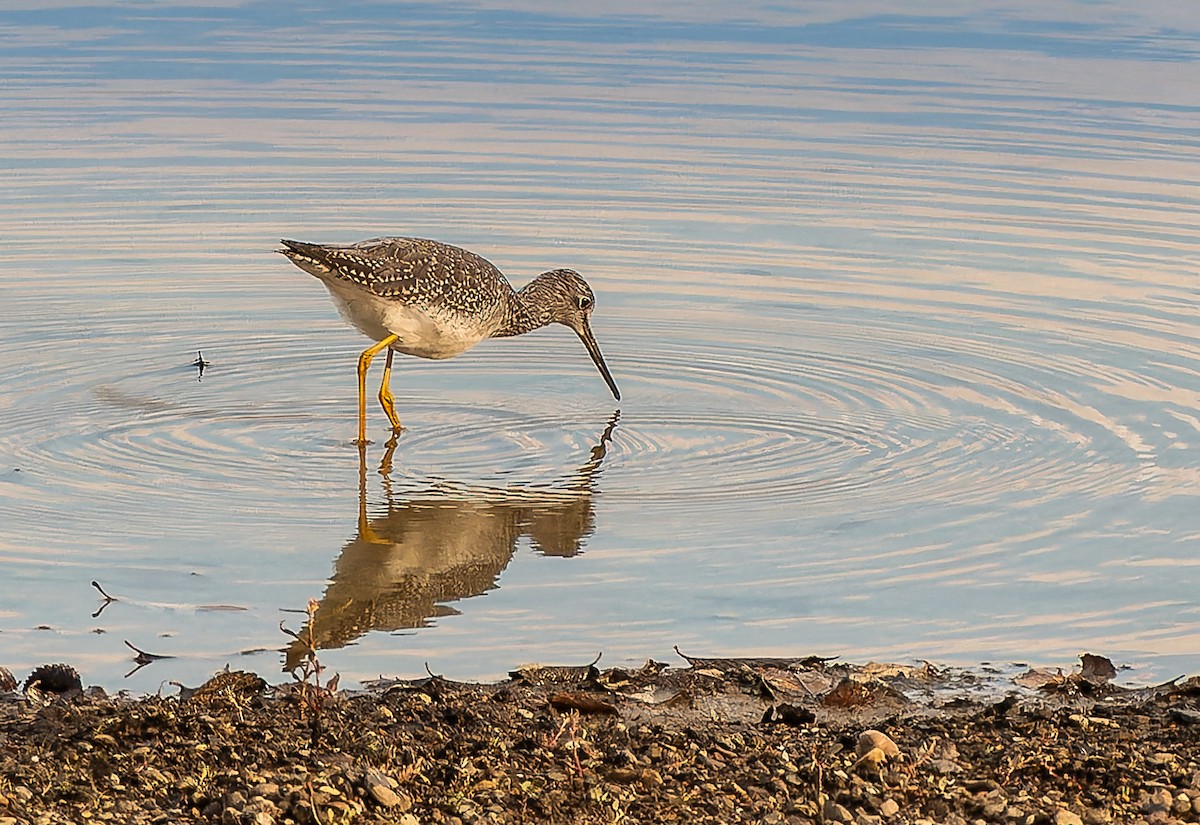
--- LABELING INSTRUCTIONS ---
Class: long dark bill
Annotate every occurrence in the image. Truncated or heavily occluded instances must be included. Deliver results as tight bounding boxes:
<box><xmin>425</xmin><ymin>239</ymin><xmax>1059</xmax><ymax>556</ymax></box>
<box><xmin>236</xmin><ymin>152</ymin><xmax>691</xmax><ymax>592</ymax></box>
<box><xmin>576</xmin><ymin>321</ymin><xmax>621</xmax><ymax>401</ymax></box>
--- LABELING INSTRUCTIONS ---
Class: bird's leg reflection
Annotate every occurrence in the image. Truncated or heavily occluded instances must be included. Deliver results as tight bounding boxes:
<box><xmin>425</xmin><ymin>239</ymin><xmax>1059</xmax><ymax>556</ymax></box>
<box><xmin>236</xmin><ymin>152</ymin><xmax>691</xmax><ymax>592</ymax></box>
<box><xmin>283</xmin><ymin>414</ymin><xmax>619</xmax><ymax>672</ymax></box>
<box><xmin>378</xmin><ymin>433</ymin><xmax>401</xmax><ymax>478</ymax></box>
<box><xmin>355</xmin><ymin>441</ymin><xmax>385</xmax><ymax>546</ymax></box>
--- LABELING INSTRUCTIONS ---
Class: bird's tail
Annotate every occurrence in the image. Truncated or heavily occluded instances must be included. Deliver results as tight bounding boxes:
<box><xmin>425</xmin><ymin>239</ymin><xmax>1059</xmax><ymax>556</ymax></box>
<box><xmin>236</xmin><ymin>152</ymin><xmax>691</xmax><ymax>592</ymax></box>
<box><xmin>278</xmin><ymin>238</ymin><xmax>319</xmax><ymax>258</ymax></box>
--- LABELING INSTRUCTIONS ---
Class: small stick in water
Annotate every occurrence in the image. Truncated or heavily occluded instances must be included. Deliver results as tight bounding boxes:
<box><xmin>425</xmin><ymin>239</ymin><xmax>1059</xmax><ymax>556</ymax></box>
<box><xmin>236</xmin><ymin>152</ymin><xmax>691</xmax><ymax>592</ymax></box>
<box><xmin>91</xmin><ymin>580</ymin><xmax>117</xmax><ymax>618</ymax></box>
<box><xmin>192</xmin><ymin>350</ymin><xmax>211</xmax><ymax>380</ymax></box>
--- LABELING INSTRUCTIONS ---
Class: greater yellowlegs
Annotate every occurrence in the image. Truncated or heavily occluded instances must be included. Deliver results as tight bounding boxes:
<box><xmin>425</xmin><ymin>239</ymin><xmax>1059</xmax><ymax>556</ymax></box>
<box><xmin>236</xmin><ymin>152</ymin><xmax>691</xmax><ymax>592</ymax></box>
<box><xmin>279</xmin><ymin>236</ymin><xmax>620</xmax><ymax>443</ymax></box>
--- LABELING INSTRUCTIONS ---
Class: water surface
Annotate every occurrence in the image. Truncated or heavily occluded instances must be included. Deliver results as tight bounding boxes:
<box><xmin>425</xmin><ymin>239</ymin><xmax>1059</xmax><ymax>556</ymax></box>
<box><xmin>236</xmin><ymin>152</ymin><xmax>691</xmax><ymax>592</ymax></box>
<box><xmin>2</xmin><ymin>1</ymin><xmax>1199</xmax><ymax>691</ymax></box>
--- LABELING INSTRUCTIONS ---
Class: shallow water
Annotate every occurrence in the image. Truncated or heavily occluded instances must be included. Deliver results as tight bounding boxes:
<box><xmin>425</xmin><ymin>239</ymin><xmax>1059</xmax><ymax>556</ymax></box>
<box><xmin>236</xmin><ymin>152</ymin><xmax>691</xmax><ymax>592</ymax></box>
<box><xmin>2</xmin><ymin>1</ymin><xmax>1199</xmax><ymax>692</ymax></box>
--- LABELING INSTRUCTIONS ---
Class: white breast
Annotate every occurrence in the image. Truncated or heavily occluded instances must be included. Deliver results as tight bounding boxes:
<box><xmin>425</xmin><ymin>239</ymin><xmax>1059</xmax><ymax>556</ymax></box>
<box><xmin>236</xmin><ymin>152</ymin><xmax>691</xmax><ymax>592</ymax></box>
<box><xmin>321</xmin><ymin>280</ymin><xmax>491</xmax><ymax>360</ymax></box>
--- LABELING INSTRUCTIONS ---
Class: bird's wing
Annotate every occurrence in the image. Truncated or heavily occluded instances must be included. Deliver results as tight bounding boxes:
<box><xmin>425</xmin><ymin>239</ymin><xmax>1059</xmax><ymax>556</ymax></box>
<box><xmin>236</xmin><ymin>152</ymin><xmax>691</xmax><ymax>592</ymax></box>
<box><xmin>350</xmin><ymin>238</ymin><xmax>510</xmax><ymax>316</ymax></box>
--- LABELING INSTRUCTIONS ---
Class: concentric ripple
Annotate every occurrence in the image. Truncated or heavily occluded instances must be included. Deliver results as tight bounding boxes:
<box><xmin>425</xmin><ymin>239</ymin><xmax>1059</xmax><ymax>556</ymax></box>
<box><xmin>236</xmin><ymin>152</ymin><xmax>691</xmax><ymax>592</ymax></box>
<box><xmin>0</xmin><ymin>285</ymin><xmax>1178</xmax><ymax>537</ymax></box>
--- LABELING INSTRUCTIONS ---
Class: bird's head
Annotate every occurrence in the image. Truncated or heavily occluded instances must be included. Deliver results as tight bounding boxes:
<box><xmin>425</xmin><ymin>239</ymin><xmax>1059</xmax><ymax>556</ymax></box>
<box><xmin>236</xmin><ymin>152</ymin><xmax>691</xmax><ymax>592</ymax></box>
<box><xmin>525</xmin><ymin>269</ymin><xmax>620</xmax><ymax>401</ymax></box>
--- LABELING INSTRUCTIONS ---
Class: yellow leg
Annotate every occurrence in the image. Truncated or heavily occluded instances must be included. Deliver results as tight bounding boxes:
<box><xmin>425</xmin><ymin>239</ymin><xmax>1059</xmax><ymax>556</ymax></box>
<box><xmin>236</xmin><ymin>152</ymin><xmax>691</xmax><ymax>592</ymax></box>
<box><xmin>356</xmin><ymin>335</ymin><xmax>398</xmax><ymax>445</ymax></box>
<box><xmin>378</xmin><ymin>348</ymin><xmax>403</xmax><ymax>433</ymax></box>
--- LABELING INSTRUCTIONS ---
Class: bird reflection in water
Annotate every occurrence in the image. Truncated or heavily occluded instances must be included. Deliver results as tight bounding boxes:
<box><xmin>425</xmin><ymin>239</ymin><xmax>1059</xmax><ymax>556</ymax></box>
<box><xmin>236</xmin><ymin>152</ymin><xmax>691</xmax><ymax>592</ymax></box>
<box><xmin>283</xmin><ymin>414</ymin><xmax>618</xmax><ymax>670</ymax></box>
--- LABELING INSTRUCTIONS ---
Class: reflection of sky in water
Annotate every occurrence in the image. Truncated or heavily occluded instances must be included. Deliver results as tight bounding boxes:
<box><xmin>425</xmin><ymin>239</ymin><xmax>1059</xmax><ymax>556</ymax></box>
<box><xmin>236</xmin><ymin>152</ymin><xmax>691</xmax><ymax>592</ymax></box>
<box><xmin>1</xmin><ymin>1</ymin><xmax>1199</xmax><ymax>690</ymax></box>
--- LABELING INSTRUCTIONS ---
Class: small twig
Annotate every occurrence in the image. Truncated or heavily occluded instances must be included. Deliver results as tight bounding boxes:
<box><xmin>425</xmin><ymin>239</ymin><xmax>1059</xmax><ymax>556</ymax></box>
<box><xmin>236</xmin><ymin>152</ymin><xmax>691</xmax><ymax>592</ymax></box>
<box><xmin>817</xmin><ymin>759</ymin><xmax>825</xmax><ymax>821</ymax></box>
<box><xmin>304</xmin><ymin>777</ymin><xmax>322</xmax><ymax>823</ymax></box>
<box><xmin>279</xmin><ymin>620</ymin><xmax>303</xmax><ymax>642</ymax></box>
<box><xmin>282</xmin><ymin>598</ymin><xmax>332</xmax><ymax>749</ymax></box>
<box><xmin>911</xmin><ymin>735</ymin><xmax>939</xmax><ymax>770</ymax></box>
<box><xmin>91</xmin><ymin>580</ymin><xmax>117</xmax><ymax>618</ymax></box>
<box><xmin>548</xmin><ymin>715</ymin><xmax>571</xmax><ymax>748</ymax></box>
<box><xmin>223</xmin><ymin>685</ymin><xmax>248</xmax><ymax>724</ymax></box>
<box><xmin>125</xmin><ymin>640</ymin><xmax>174</xmax><ymax>664</ymax></box>
<box><xmin>570</xmin><ymin>715</ymin><xmax>584</xmax><ymax>778</ymax></box>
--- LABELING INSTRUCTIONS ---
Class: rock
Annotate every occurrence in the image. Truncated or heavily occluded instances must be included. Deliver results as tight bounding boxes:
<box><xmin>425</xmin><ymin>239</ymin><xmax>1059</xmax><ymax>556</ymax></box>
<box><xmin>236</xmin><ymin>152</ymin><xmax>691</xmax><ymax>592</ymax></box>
<box><xmin>1053</xmin><ymin>811</ymin><xmax>1083</xmax><ymax>825</ymax></box>
<box><xmin>251</xmin><ymin>782</ymin><xmax>280</xmax><ymax>799</ymax></box>
<box><xmin>140</xmin><ymin>766</ymin><xmax>168</xmax><ymax>786</ymax></box>
<box><xmin>854</xmin><ymin>731</ymin><xmax>901</xmax><ymax>774</ymax></box>
<box><xmin>640</xmin><ymin>768</ymin><xmax>664</xmax><ymax>788</ymax></box>
<box><xmin>361</xmin><ymin>767</ymin><xmax>411</xmax><ymax>810</ymax></box>
<box><xmin>823</xmin><ymin>799</ymin><xmax>854</xmax><ymax>823</ymax></box>
<box><xmin>1142</xmin><ymin>788</ymin><xmax>1173</xmax><ymax>814</ymax></box>
<box><xmin>1174</xmin><ymin>793</ymin><xmax>1193</xmax><ymax>815</ymax></box>
<box><xmin>368</xmin><ymin>783</ymin><xmax>409</xmax><ymax>810</ymax></box>
<box><xmin>878</xmin><ymin>798</ymin><xmax>900</xmax><ymax>818</ymax></box>
<box><xmin>606</xmin><ymin>768</ymin><xmax>641</xmax><ymax>785</ymax></box>
<box><xmin>857</xmin><ymin>730</ymin><xmax>901</xmax><ymax>759</ymax></box>
<box><xmin>981</xmin><ymin>794</ymin><xmax>1007</xmax><ymax>817</ymax></box>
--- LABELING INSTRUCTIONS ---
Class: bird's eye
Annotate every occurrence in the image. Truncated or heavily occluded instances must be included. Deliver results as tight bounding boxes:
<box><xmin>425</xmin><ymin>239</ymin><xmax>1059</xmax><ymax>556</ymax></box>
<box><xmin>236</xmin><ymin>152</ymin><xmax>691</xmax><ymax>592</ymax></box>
<box><xmin>576</xmin><ymin>295</ymin><xmax>593</xmax><ymax>310</ymax></box>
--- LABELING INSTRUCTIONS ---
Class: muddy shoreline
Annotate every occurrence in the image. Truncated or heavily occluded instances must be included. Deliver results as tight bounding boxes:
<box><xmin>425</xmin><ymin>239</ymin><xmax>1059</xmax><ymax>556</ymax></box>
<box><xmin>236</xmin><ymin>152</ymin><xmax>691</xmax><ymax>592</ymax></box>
<box><xmin>2</xmin><ymin>654</ymin><xmax>1199</xmax><ymax>824</ymax></box>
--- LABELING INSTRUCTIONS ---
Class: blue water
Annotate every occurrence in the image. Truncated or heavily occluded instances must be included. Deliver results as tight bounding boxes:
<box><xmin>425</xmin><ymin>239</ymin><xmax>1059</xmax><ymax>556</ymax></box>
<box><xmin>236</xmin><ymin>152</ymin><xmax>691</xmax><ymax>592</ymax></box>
<box><xmin>2</xmin><ymin>1</ymin><xmax>1199</xmax><ymax>692</ymax></box>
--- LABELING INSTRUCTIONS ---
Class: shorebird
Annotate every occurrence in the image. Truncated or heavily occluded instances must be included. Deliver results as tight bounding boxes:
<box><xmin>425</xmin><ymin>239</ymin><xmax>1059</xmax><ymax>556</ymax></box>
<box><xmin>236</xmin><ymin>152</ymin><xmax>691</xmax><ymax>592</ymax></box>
<box><xmin>279</xmin><ymin>236</ymin><xmax>620</xmax><ymax>443</ymax></box>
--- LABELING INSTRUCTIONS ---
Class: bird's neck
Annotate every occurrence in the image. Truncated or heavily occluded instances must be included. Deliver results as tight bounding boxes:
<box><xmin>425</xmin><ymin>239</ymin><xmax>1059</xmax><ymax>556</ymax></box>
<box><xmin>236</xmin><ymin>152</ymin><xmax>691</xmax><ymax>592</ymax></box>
<box><xmin>493</xmin><ymin>280</ymin><xmax>554</xmax><ymax>338</ymax></box>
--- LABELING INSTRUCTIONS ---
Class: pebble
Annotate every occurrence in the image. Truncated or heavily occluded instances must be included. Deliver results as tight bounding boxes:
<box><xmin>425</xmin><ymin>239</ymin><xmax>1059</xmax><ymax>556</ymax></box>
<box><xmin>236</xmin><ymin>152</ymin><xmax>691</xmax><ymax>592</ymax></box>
<box><xmin>878</xmin><ymin>798</ymin><xmax>900</xmax><ymax>818</ymax></box>
<box><xmin>1143</xmin><ymin>788</ymin><xmax>1173</xmax><ymax>814</ymax></box>
<box><xmin>981</xmin><ymin>795</ymin><xmax>1007</xmax><ymax>817</ymax></box>
<box><xmin>640</xmin><ymin>768</ymin><xmax>664</xmax><ymax>788</ymax></box>
<box><xmin>857</xmin><ymin>731</ymin><xmax>901</xmax><ymax>759</ymax></box>
<box><xmin>823</xmin><ymin>799</ymin><xmax>854</xmax><ymax>823</ymax></box>
<box><xmin>1053</xmin><ymin>811</ymin><xmax>1083</xmax><ymax>825</ymax></box>
<box><xmin>1174</xmin><ymin>794</ymin><xmax>1193</xmax><ymax>816</ymax></box>
<box><xmin>141</xmin><ymin>767</ymin><xmax>169</xmax><ymax>786</ymax></box>
<box><xmin>251</xmin><ymin>782</ymin><xmax>279</xmax><ymax>798</ymax></box>
<box><xmin>367</xmin><ymin>782</ymin><xmax>408</xmax><ymax>809</ymax></box>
